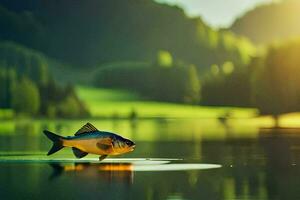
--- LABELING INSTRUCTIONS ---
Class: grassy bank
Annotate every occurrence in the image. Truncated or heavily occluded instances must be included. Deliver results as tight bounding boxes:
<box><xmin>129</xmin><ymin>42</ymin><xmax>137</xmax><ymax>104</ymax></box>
<box><xmin>76</xmin><ymin>86</ymin><xmax>258</xmax><ymax>119</ymax></box>
<box><xmin>0</xmin><ymin>109</ymin><xmax>14</xmax><ymax>119</ymax></box>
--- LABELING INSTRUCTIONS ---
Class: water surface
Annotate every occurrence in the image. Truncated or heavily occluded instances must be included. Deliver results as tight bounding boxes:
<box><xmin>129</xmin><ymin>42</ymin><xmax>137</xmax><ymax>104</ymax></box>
<box><xmin>1</xmin><ymin>119</ymin><xmax>300</xmax><ymax>200</ymax></box>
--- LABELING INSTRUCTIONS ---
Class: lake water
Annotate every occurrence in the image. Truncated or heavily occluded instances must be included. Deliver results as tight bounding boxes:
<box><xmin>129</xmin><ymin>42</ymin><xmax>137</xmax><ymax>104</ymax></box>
<box><xmin>1</xmin><ymin>119</ymin><xmax>300</xmax><ymax>200</ymax></box>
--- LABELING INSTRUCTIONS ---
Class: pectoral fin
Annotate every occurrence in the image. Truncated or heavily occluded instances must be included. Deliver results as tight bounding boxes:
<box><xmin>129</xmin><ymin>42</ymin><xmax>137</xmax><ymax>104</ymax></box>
<box><xmin>99</xmin><ymin>137</ymin><xmax>112</xmax><ymax>145</ymax></box>
<box><xmin>96</xmin><ymin>143</ymin><xmax>112</xmax><ymax>151</ymax></box>
<box><xmin>72</xmin><ymin>147</ymin><xmax>88</xmax><ymax>158</ymax></box>
<box><xmin>99</xmin><ymin>155</ymin><xmax>107</xmax><ymax>161</ymax></box>
<box><xmin>96</xmin><ymin>137</ymin><xmax>113</xmax><ymax>154</ymax></box>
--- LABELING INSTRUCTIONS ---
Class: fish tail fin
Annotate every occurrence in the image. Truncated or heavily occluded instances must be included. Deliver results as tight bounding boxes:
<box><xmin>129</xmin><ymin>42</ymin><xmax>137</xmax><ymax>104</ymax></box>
<box><xmin>43</xmin><ymin>130</ymin><xmax>65</xmax><ymax>156</ymax></box>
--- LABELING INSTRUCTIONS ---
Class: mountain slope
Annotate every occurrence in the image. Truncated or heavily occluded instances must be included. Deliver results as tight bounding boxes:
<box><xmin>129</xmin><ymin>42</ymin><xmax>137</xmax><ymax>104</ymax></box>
<box><xmin>231</xmin><ymin>0</ymin><xmax>300</xmax><ymax>44</ymax></box>
<box><xmin>0</xmin><ymin>0</ymin><xmax>254</xmax><ymax>70</ymax></box>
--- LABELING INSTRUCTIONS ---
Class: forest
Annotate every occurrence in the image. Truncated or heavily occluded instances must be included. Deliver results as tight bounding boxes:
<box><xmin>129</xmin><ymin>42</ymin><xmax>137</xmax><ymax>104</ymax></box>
<box><xmin>0</xmin><ymin>0</ymin><xmax>300</xmax><ymax>119</ymax></box>
<box><xmin>0</xmin><ymin>41</ymin><xmax>89</xmax><ymax>117</ymax></box>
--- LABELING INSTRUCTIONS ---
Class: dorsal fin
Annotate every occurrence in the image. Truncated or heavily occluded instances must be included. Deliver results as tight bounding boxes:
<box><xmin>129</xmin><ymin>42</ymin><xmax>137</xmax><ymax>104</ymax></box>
<box><xmin>75</xmin><ymin>123</ymin><xmax>98</xmax><ymax>136</ymax></box>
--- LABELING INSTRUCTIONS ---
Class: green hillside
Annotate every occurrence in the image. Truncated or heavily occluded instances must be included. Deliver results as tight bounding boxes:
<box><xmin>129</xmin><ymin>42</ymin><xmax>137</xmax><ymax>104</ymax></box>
<box><xmin>0</xmin><ymin>0</ymin><xmax>255</xmax><ymax>72</ymax></box>
<box><xmin>76</xmin><ymin>86</ymin><xmax>257</xmax><ymax>118</ymax></box>
<box><xmin>231</xmin><ymin>0</ymin><xmax>300</xmax><ymax>44</ymax></box>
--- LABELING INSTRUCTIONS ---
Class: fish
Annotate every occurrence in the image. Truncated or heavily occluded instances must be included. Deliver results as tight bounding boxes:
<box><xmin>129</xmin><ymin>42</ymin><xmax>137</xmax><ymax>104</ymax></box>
<box><xmin>44</xmin><ymin>123</ymin><xmax>135</xmax><ymax>161</ymax></box>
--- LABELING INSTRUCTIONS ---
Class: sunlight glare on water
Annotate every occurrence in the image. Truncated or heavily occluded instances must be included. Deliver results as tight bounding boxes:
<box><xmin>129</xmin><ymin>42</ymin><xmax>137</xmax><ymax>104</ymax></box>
<box><xmin>133</xmin><ymin>163</ymin><xmax>222</xmax><ymax>171</ymax></box>
<box><xmin>0</xmin><ymin>155</ymin><xmax>221</xmax><ymax>171</ymax></box>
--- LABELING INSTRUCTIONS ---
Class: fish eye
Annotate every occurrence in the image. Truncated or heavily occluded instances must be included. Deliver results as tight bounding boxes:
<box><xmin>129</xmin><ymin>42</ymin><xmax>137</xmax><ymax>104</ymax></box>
<box><xmin>125</xmin><ymin>141</ymin><xmax>131</xmax><ymax>145</ymax></box>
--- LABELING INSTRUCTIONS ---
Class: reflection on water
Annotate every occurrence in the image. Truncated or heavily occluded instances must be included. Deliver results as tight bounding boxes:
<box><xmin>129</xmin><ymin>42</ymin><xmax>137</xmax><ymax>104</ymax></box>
<box><xmin>47</xmin><ymin>161</ymin><xmax>221</xmax><ymax>184</ymax></box>
<box><xmin>50</xmin><ymin>163</ymin><xmax>134</xmax><ymax>184</ymax></box>
<box><xmin>1</xmin><ymin>119</ymin><xmax>300</xmax><ymax>199</ymax></box>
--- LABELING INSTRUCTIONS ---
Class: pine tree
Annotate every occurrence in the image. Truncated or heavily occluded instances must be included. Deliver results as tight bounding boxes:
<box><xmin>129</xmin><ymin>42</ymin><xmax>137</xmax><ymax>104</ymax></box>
<box><xmin>12</xmin><ymin>77</ymin><xmax>40</xmax><ymax>115</ymax></box>
<box><xmin>183</xmin><ymin>65</ymin><xmax>201</xmax><ymax>104</ymax></box>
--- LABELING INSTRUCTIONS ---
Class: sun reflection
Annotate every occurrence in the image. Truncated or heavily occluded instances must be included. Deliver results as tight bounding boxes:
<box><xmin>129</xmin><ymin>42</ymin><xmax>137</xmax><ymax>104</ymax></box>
<box><xmin>49</xmin><ymin>163</ymin><xmax>134</xmax><ymax>184</ymax></box>
<box><xmin>64</xmin><ymin>165</ymin><xmax>84</xmax><ymax>171</ymax></box>
<box><xmin>99</xmin><ymin>163</ymin><xmax>133</xmax><ymax>171</ymax></box>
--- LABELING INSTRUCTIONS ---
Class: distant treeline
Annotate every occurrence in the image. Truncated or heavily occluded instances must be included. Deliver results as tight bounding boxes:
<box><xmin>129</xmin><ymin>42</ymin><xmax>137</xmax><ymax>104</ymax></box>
<box><xmin>95</xmin><ymin>50</ymin><xmax>246</xmax><ymax>106</ymax></box>
<box><xmin>95</xmin><ymin>37</ymin><xmax>300</xmax><ymax>118</ymax></box>
<box><xmin>203</xmin><ymin>38</ymin><xmax>300</xmax><ymax>117</ymax></box>
<box><xmin>95</xmin><ymin>51</ymin><xmax>200</xmax><ymax>104</ymax></box>
<box><xmin>0</xmin><ymin>41</ymin><xmax>89</xmax><ymax>117</ymax></box>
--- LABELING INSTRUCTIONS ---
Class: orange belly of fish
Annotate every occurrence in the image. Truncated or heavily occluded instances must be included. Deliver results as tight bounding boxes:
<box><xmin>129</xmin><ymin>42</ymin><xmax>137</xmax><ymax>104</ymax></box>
<box><xmin>63</xmin><ymin>139</ymin><xmax>112</xmax><ymax>155</ymax></box>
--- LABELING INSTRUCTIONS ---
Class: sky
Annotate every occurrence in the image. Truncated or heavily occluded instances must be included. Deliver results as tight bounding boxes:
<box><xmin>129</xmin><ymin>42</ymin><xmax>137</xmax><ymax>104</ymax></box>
<box><xmin>155</xmin><ymin>0</ymin><xmax>275</xmax><ymax>28</ymax></box>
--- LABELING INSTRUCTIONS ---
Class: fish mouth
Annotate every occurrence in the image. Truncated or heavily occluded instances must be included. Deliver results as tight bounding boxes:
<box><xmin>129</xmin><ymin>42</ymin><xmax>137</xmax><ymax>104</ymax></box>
<box><xmin>130</xmin><ymin>145</ymin><xmax>136</xmax><ymax>151</ymax></box>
